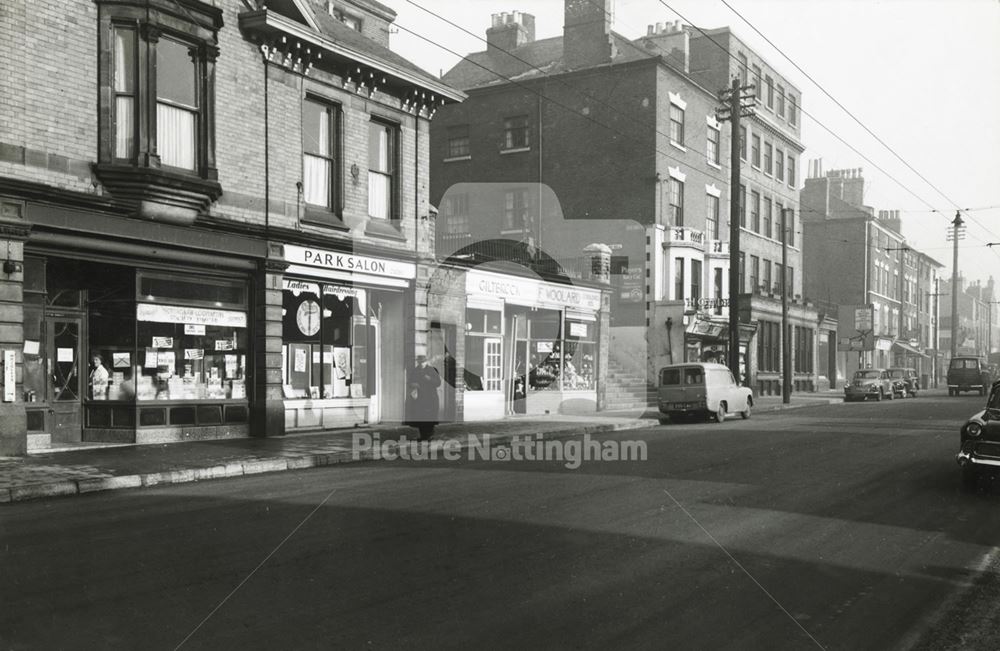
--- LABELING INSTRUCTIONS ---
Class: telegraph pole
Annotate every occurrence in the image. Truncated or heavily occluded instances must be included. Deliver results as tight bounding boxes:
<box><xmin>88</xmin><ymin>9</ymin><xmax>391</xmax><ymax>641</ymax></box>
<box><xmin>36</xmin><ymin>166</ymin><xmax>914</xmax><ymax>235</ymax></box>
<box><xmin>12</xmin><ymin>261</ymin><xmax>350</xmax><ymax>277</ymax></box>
<box><xmin>716</xmin><ymin>77</ymin><xmax>755</xmax><ymax>385</ymax></box>
<box><xmin>948</xmin><ymin>212</ymin><xmax>965</xmax><ymax>359</ymax></box>
<box><xmin>781</xmin><ymin>207</ymin><xmax>791</xmax><ymax>404</ymax></box>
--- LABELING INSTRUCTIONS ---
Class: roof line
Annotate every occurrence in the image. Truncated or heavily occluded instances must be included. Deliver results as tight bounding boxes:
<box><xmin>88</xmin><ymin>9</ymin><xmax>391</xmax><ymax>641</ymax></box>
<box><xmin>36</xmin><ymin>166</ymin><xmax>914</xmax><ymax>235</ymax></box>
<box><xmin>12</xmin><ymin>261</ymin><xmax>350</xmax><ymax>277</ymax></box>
<box><xmin>259</xmin><ymin>11</ymin><xmax>465</xmax><ymax>101</ymax></box>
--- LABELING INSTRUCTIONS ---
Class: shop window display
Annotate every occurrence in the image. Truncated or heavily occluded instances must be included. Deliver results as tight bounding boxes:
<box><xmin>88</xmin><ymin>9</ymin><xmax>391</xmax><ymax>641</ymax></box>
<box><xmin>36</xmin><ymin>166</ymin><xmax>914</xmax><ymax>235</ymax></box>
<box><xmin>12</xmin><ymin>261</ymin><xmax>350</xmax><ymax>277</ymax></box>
<box><xmin>527</xmin><ymin>310</ymin><xmax>562</xmax><ymax>391</ymax></box>
<box><xmin>562</xmin><ymin>319</ymin><xmax>596</xmax><ymax>390</ymax></box>
<box><xmin>134</xmin><ymin>273</ymin><xmax>248</xmax><ymax>401</ymax></box>
<box><xmin>282</xmin><ymin>281</ymin><xmax>370</xmax><ymax>399</ymax></box>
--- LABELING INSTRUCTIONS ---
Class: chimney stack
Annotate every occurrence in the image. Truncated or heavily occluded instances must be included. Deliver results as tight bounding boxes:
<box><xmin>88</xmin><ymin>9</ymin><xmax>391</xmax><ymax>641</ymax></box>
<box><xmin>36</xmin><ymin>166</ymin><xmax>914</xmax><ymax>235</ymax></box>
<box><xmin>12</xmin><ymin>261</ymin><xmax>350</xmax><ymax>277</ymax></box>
<box><xmin>641</xmin><ymin>17</ymin><xmax>689</xmax><ymax>72</ymax></box>
<box><xmin>563</xmin><ymin>0</ymin><xmax>616</xmax><ymax>69</ymax></box>
<box><xmin>487</xmin><ymin>10</ymin><xmax>536</xmax><ymax>53</ymax></box>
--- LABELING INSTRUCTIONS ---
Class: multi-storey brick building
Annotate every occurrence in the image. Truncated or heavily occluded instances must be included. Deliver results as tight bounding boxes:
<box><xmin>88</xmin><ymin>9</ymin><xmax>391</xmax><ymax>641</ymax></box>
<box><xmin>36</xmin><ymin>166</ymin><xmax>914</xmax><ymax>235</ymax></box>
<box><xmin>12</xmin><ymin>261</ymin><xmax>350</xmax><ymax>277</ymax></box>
<box><xmin>431</xmin><ymin>1</ymin><xmax>822</xmax><ymax>397</ymax></box>
<box><xmin>801</xmin><ymin>165</ymin><xmax>944</xmax><ymax>385</ymax></box>
<box><xmin>0</xmin><ymin>0</ymin><xmax>464</xmax><ymax>454</ymax></box>
<box><xmin>685</xmin><ymin>26</ymin><xmax>819</xmax><ymax>394</ymax></box>
<box><xmin>940</xmin><ymin>276</ymin><xmax>998</xmax><ymax>362</ymax></box>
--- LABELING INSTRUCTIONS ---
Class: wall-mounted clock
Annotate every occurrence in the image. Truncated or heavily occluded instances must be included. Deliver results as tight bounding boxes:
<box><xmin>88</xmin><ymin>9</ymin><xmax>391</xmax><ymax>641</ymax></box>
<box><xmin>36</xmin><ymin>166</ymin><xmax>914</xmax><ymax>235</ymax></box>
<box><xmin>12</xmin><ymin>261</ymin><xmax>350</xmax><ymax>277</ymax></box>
<box><xmin>296</xmin><ymin>299</ymin><xmax>321</xmax><ymax>336</ymax></box>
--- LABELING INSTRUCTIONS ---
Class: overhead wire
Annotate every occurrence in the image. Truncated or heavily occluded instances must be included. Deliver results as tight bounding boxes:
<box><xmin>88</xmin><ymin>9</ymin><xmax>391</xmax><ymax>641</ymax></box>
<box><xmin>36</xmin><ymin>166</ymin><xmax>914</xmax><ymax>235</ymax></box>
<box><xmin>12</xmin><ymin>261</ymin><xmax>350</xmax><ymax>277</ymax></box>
<box><xmin>397</xmin><ymin>3</ymin><xmax>798</xmax><ymax>229</ymax></box>
<box><xmin>710</xmin><ymin>0</ymin><xmax>1000</xmax><ymax>250</ymax></box>
<box><xmin>398</xmin><ymin>2</ymin><xmax>996</xmax><ymax>268</ymax></box>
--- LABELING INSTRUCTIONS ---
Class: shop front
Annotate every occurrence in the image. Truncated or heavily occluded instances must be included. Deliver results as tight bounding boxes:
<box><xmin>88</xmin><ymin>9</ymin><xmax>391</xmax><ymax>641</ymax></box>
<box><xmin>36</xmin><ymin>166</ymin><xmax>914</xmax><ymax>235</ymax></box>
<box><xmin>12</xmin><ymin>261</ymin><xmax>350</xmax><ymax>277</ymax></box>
<box><xmin>22</xmin><ymin>254</ymin><xmax>252</xmax><ymax>447</ymax></box>
<box><xmin>462</xmin><ymin>269</ymin><xmax>604</xmax><ymax>420</ymax></box>
<box><xmin>280</xmin><ymin>244</ymin><xmax>414</xmax><ymax>432</ymax></box>
<box><xmin>684</xmin><ymin>313</ymin><xmax>756</xmax><ymax>380</ymax></box>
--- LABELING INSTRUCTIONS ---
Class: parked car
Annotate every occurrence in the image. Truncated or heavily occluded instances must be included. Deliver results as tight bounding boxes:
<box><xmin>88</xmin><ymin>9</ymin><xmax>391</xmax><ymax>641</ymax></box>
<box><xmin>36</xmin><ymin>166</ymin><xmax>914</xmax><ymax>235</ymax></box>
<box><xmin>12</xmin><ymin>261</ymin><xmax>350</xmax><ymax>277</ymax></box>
<box><xmin>947</xmin><ymin>356</ymin><xmax>990</xmax><ymax>396</ymax></box>
<box><xmin>887</xmin><ymin>367</ymin><xmax>919</xmax><ymax>398</ymax></box>
<box><xmin>844</xmin><ymin>368</ymin><xmax>895</xmax><ymax>402</ymax></box>
<box><xmin>657</xmin><ymin>362</ymin><xmax>752</xmax><ymax>424</ymax></box>
<box><xmin>956</xmin><ymin>379</ymin><xmax>1000</xmax><ymax>489</ymax></box>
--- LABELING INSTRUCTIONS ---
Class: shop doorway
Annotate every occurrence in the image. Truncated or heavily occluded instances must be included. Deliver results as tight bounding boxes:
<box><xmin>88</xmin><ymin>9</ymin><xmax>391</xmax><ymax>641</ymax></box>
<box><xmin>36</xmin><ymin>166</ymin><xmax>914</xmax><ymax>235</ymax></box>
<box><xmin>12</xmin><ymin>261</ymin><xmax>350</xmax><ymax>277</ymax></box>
<box><xmin>46</xmin><ymin>314</ymin><xmax>83</xmax><ymax>443</ymax></box>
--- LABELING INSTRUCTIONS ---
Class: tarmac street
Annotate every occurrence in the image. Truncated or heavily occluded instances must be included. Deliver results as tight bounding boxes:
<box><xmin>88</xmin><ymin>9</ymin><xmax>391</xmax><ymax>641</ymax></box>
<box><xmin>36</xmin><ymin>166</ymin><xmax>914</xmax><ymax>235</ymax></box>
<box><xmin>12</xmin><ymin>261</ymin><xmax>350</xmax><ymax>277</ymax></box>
<box><xmin>1</xmin><ymin>392</ymin><xmax>999</xmax><ymax>649</ymax></box>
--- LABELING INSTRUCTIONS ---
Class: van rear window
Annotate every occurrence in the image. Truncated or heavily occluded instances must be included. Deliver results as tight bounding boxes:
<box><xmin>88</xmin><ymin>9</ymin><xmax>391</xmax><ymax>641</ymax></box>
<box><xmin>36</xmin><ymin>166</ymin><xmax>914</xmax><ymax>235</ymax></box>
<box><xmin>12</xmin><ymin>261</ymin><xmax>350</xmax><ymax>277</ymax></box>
<box><xmin>660</xmin><ymin>369</ymin><xmax>680</xmax><ymax>385</ymax></box>
<box><xmin>684</xmin><ymin>368</ymin><xmax>704</xmax><ymax>385</ymax></box>
<box><xmin>660</xmin><ymin>367</ymin><xmax>708</xmax><ymax>385</ymax></box>
<box><xmin>950</xmin><ymin>359</ymin><xmax>979</xmax><ymax>369</ymax></box>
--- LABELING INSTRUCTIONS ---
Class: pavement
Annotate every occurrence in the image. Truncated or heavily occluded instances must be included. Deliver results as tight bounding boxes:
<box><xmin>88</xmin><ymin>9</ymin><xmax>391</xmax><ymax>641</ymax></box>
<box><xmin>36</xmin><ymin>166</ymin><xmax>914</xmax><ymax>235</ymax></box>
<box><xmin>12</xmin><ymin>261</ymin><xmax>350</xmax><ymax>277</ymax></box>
<box><xmin>0</xmin><ymin>392</ymin><xmax>843</xmax><ymax>504</ymax></box>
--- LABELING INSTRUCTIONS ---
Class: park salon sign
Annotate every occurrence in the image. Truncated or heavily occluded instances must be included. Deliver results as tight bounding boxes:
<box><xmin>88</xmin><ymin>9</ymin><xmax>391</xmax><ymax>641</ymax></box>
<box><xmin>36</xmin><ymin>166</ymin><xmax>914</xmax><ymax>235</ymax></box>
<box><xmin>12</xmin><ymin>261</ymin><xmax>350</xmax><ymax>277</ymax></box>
<box><xmin>284</xmin><ymin>244</ymin><xmax>416</xmax><ymax>279</ymax></box>
<box><xmin>466</xmin><ymin>270</ymin><xmax>601</xmax><ymax>311</ymax></box>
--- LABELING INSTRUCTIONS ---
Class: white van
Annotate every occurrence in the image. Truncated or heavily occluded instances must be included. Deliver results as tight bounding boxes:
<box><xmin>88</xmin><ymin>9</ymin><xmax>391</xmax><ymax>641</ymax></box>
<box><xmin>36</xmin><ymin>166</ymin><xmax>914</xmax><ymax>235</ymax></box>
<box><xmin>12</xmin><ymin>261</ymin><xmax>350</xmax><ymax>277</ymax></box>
<box><xmin>657</xmin><ymin>362</ymin><xmax>753</xmax><ymax>424</ymax></box>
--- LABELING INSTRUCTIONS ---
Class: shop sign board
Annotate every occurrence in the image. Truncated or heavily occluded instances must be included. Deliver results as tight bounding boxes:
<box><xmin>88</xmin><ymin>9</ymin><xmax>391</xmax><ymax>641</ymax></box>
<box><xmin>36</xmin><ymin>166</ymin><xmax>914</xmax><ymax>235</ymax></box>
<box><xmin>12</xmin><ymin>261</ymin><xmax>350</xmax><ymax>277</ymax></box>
<box><xmin>282</xmin><ymin>279</ymin><xmax>367</xmax><ymax>311</ymax></box>
<box><xmin>285</xmin><ymin>245</ymin><xmax>416</xmax><ymax>279</ymax></box>
<box><xmin>3</xmin><ymin>349</ymin><xmax>14</xmax><ymax>402</ymax></box>
<box><xmin>138</xmin><ymin>303</ymin><xmax>247</xmax><ymax>328</ymax></box>
<box><xmin>466</xmin><ymin>270</ymin><xmax>601</xmax><ymax>311</ymax></box>
<box><xmin>837</xmin><ymin>304</ymin><xmax>874</xmax><ymax>352</ymax></box>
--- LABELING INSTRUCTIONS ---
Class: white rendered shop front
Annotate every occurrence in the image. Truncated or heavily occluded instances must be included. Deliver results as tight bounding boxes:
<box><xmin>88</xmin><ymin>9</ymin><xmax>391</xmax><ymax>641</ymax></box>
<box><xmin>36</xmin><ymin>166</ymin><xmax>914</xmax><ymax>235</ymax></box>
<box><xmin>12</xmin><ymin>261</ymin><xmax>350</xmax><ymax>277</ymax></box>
<box><xmin>281</xmin><ymin>244</ymin><xmax>415</xmax><ymax>432</ymax></box>
<box><xmin>463</xmin><ymin>269</ymin><xmax>603</xmax><ymax>421</ymax></box>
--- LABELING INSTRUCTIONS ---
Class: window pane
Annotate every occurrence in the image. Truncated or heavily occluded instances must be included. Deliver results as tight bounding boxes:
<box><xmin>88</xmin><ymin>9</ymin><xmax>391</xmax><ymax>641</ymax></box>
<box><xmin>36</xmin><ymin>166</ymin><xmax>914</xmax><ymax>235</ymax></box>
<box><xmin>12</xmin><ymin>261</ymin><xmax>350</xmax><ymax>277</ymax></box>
<box><xmin>368</xmin><ymin>172</ymin><xmax>390</xmax><ymax>219</ymax></box>
<box><xmin>115</xmin><ymin>96</ymin><xmax>134</xmax><ymax>159</ymax></box>
<box><xmin>114</xmin><ymin>27</ymin><xmax>135</xmax><ymax>93</ymax></box>
<box><xmin>368</xmin><ymin>122</ymin><xmax>390</xmax><ymax>172</ymax></box>
<box><xmin>303</xmin><ymin>155</ymin><xmax>330</xmax><ymax>206</ymax></box>
<box><xmin>303</xmin><ymin>101</ymin><xmax>330</xmax><ymax>157</ymax></box>
<box><xmin>157</xmin><ymin>103</ymin><xmax>196</xmax><ymax>169</ymax></box>
<box><xmin>157</xmin><ymin>38</ymin><xmax>196</xmax><ymax>108</ymax></box>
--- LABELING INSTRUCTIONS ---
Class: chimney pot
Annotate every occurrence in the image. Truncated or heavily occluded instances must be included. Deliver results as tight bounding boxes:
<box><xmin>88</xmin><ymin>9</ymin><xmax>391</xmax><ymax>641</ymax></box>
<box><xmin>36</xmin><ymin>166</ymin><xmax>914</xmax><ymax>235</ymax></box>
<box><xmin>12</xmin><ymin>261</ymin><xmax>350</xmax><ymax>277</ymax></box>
<box><xmin>656</xmin><ymin>22</ymin><xmax>664</xmax><ymax>33</ymax></box>
<box><xmin>647</xmin><ymin>24</ymin><xmax>654</xmax><ymax>36</ymax></box>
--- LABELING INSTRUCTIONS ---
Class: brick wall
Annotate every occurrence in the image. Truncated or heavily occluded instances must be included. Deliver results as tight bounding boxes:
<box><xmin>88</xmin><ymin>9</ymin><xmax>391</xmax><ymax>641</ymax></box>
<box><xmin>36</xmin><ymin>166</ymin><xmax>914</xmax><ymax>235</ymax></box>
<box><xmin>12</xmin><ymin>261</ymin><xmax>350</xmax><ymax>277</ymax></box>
<box><xmin>0</xmin><ymin>0</ymin><xmax>433</xmax><ymax>261</ymax></box>
<box><xmin>0</xmin><ymin>0</ymin><xmax>97</xmax><ymax>193</ymax></box>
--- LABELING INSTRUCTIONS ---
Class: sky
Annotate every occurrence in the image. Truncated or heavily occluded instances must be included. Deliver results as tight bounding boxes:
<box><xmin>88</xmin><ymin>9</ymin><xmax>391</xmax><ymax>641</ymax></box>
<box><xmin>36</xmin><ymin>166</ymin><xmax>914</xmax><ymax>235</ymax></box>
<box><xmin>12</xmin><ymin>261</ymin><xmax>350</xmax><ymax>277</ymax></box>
<box><xmin>389</xmin><ymin>0</ymin><xmax>1000</xmax><ymax>288</ymax></box>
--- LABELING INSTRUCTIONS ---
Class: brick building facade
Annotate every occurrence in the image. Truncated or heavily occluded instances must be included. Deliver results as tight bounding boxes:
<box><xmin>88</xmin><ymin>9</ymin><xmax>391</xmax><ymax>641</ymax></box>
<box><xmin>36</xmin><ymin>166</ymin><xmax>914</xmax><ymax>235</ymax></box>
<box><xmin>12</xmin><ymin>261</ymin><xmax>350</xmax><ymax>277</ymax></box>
<box><xmin>0</xmin><ymin>0</ymin><xmax>463</xmax><ymax>454</ymax></box>
<box><xmin>431</xmin><ymin>2</ymin><xmax>823</xmax><ymax>395</ymax></box>
<box><xmin>801</xmin><ymin>165</ymin><xmax>944</xmax><ymax>385</ymax></box>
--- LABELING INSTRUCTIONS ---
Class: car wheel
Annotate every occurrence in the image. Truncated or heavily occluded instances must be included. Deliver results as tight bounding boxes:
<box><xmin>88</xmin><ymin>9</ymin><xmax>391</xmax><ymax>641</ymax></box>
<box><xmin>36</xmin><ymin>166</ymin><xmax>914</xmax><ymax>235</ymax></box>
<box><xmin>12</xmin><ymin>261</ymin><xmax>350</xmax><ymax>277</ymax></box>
<box><xmin>740</xmin><ymin>398</ymin><xmax>751</xmax><ymax>419</ymax></box>
<box><xmin>961</xmin><ymin>465</ymin><xmax>979</xmax><ymax>491</ymax></box>
<box><xmin>887</xmin><ymin>388</ymin><xmax>894</xmax><ymax>400</ymax></box>
<box><xmin>658</xmin><ymin>417</ymin><xmax>670</xmax><ymax>426</ymax></box>
<box><xmin>875</xmin><ymin>389</ymin><xmax>883</xmax><ymax>401</ymax></box>
<box><xmin>714</xmin><ymin>402</ymin><xmax>727</xmax><ymax>423</ymax></box>
<box><xmin>911</xmin><ymin>391</ymin><xmax>917</xmax><ymax>398</ymax></box>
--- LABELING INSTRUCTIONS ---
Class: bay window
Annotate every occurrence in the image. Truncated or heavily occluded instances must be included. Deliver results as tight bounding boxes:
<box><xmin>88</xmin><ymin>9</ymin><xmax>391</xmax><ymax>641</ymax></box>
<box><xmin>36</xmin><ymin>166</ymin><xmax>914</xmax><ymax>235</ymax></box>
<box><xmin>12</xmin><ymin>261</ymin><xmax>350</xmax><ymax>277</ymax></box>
<box><xmin>96</xmin><ymin>0</ymin><xmax>222</xmax><ymax>221</ymax></box>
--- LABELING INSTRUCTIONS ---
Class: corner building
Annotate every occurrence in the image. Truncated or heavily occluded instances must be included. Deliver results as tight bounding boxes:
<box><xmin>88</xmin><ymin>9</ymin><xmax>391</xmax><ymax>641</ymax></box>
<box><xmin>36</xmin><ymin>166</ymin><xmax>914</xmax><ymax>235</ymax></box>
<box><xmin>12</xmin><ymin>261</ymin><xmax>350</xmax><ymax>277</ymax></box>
<box><xmin>431</xmin><ymin>2</ymin><xmax>823</xmax><ymax>396</ymax></box>
<box><xmin>431</xmin><ymin>2</ymin><xmax>737</xmax><ymax>396</ymax></box>
<box><xmin>0</xmin><ymin>0</ymin><xmax>463</xmax><ymax>455</ymax></box>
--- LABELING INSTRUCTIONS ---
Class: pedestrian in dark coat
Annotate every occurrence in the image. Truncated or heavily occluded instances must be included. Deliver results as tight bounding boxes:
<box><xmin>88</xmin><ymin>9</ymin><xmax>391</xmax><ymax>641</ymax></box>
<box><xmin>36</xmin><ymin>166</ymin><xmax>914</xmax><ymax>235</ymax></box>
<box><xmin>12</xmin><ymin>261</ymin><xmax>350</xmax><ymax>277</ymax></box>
<box><xmin>405</xmin><ymin>355</ymin><xmax>441</xmax><ymax>440</ymax></box>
